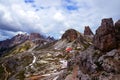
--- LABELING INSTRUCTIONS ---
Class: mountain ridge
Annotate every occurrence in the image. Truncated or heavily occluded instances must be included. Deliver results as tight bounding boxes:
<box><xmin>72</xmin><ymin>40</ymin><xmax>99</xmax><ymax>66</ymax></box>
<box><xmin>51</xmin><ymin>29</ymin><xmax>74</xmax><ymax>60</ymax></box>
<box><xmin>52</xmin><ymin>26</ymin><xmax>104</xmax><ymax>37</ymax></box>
<box><xmin>0</xmin><ymin>33</ymin><xmax>55</xmax><ymax>56</ymax></box>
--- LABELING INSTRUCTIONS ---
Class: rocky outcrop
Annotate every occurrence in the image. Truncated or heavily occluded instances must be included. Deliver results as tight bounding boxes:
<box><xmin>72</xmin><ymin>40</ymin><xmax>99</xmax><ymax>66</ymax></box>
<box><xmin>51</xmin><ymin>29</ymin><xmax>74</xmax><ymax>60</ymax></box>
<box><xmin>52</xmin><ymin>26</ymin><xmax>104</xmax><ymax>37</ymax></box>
<box><xmin>115</xmin><ymin>20</ymin><xmax>120</xmax><ymax>47</ymax></box>
<box><xmin>47</xmin><ymin>36</ymin><xmax>55</xmax><ymax>42</ymax></box>
<box><xmin>0</xmin><ymin>34</ymin><xmax>29</xmax><ymax>49</ymax></box>
<box><xmin>29</xmin><ymin>33</ymin><xmax>43</xmax><ymax>40</ymax></box>
<box><xmin>54</xmin><ymin>29</ymin><xmax>90</xmax><ymax>50</ymax></box>
<box><xmin>61</xmin><ymin>46</ymin><xmax>120</xmax><ymax>80</ymax></box>
<box><xmin>11</xmin><ymin>34</ymin><xmax>29</xmax><ymax>45</ymax></box>
<box><xmin>84</xmin><ymin>26</ymin><xmax>94</xmax><ymax>35</ymax></box>
<box><xmin>61</xmin><ymin>29</ymin><xmax>78</xmax><ymax>42</ymax></box>
<box><xmin>115</xmin><ymin>20</ymin><xmax>120</xmax><ymax>34</ymax></box>
<box><xmin>94</xmin><ymin>18</ymin><xmax>117</xmax><ymax>52</ymax></box>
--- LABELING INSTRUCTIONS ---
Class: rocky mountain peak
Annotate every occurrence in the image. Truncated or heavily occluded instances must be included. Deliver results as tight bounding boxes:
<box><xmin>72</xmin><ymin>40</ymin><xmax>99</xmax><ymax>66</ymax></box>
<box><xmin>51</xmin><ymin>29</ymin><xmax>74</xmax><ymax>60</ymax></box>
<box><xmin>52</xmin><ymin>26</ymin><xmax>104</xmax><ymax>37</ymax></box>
<box><xmin>94</xmin><ymin>18</ymin><xmax>117</xmax><ymax>52</ymax></box>
<box><xmin>54</xmin><ymin>29</ymin><xmax>90</xmax><ymax>50</ymax></box>
<box><xmin>0</xmin><ymin>32</ymin><xmax>52</xmax><ymax>56</ymax></box>
<box><xmin>96</xmin><ymin>18</ymin><xmax>115</xmax><ymax>36</ymax></box>
<box><xmin>61</xmin><ymin>29</ymin><xmax>79</xmax><ymax>42</ymax></box>
<box><xmin>11</xmin><ymin>33</ymin><xmax>28</xmax><ymax>44</ymax></box>
<box><xmin>84</xmin><ymin>26</ymin><xmax>94</xmax><ymax>35</ymax></box>
<box><xmin>47</xmin><ymin>36</ymin><xmax>55</xmax><ymax>41</ymax></box>
<box><xmin>29</xmin><ymin>33</ymin><xmax>43</xmax><ymax>40</ymax></box>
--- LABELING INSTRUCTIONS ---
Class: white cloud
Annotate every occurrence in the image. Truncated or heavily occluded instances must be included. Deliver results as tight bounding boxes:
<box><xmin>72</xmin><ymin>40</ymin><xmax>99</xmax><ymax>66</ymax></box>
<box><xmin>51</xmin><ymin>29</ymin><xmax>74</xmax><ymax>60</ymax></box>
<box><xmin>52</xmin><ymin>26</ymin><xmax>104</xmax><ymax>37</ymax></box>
<box><xmin>54</xmin><ymin>12</ymin><xmax>65</xmax><ymax>21</ymax></box>
<box><xmin>0</xmin><ymin>0</ymin><xmax>120</xmax><ymax>40</ymax></box>
<box><xmin>60</xmin><ymin>30</ymin><xmax>64</xmax><ymax>34</ymax></box>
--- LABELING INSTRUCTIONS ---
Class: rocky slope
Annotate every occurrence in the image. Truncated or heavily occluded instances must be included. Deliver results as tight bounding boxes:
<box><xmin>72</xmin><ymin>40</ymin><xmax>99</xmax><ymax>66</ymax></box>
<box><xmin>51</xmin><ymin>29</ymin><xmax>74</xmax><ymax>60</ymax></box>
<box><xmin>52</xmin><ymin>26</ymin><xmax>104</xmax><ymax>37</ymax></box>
<box><xmin>0</xmin><ymin>33</ymin><xmax>55</xmax><ymax>56</ymax></box>
<box><xmin>53</xmin><ymin>29</ymin><xmax>91</xmax><ymax>51</ymax></box>
<box><xmin>0</xmin><ymin>18</ymin><xmax>120</xmax><ymax>80</ymax></box>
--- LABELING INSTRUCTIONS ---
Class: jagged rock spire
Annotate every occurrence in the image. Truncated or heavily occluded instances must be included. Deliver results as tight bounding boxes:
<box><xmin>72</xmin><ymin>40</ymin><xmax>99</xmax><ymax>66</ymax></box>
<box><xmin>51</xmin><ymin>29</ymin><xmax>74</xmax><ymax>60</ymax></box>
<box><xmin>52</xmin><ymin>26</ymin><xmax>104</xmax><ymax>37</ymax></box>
<box><xmin>84</xmin><ymin>26</ymin><xmax>94</xmax><ymax>35</ymax></box>
<box><xmin>93</xmin><ymin>18</ymin><xmax>117</xmax><ymax>52</ymax></box>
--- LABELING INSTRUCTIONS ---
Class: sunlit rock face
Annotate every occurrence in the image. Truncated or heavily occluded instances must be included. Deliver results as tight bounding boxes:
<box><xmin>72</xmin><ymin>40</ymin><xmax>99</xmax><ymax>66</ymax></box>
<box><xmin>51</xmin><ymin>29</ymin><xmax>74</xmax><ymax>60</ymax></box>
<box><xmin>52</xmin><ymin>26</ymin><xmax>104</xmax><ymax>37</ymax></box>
<box><xmin>61</xmin><ymin>29</ymin><xmax>78</xmax><ymax>42</ymax></box>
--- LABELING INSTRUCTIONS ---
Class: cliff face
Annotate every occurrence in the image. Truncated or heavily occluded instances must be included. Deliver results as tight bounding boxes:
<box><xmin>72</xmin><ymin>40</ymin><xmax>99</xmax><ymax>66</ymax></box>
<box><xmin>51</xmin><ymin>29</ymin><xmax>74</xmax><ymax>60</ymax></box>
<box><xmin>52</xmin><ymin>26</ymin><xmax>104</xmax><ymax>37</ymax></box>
<box><xmin>54</xmin><ymin>29</ymin><xmax>91</xmax><ymax>50</ymax></box>
<box><xmin>94</xmin><ymin>18</ymin><xmax>117</xmax><ymax>52</ymax></box>
<box><xmin>84</xmin><ymin>26</ymin><xmax>94</xmax><ymax>35</ymax></box>
<box><xmin>115</xmin><ymin>20</ymin><xmax>120</xmax><ymax>47</ymax></box>
<box><xmin>61</xmin><ymin>29</ymin><xmax>79</xmax><ymax>42</ymax></box>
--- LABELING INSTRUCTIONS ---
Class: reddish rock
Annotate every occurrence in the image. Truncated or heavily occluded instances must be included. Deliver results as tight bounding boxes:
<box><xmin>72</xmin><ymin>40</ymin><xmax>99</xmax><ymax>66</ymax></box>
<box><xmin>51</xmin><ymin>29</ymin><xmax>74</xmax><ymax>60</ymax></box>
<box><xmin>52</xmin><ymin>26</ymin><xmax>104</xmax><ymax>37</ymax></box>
<box><xmin>61</xmin><ymin>29</ymin><xmax>78</xmax><ymax>41</ymax></box>
<box><xmin>115</xmin><ymin>20</ymin><xmax>120</xmax><ymax>40</ymax></box>
<box><xmin>11</xmin><ymin>34</ymin><xmax>29</xmax><ymax>45</ymax></box>
<box><xmin>84</xmin><ymin>26</ymin><xmax>94</xmax><ymax>35</ymax></box>
<box><xmin>115</xmin><ymin>20</ymin><xmax>120</xmax><ymax>46</ymax></box>
<box><xmin>29</xmin><ymin>33</ymin><xmax>42</xmax><ymax>40</ymax></box>
<box><xmin>94</xmin><ymin>18</ymin><xmax>117</xmax><ymax>52</ymax></box>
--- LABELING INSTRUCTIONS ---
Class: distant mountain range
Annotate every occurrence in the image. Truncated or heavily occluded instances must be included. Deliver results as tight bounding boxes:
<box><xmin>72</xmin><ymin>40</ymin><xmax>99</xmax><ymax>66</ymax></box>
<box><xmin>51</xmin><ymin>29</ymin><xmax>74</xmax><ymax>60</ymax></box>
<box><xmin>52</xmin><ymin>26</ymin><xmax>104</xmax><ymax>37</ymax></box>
<box><xmin>0</xmin><ymin>33</ymin><xmax>55</xmax><ymax>56</ymax></box>
<box><xmin>0</xmin><ymin>18</ymin><xmax>120</xmax><ymax>80</ymax></box>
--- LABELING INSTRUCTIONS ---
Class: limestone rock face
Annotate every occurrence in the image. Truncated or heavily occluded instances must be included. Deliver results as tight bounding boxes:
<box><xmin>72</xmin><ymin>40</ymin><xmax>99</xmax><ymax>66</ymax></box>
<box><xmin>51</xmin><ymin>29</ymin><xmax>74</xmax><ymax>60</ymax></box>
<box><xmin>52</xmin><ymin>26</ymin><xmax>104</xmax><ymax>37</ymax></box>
<box><xmin>11</xmin><ymin>34</ymin><xmax>29</xmax><ymax>45</ymax></box>
<box><xmin>29</xmin><ymin>33</ymin><xmax>42</xmax><ymax>40</ymax></box>
<box><xmin>84</xmin><ymin>26</ymin><xmax>94</xmax><ymax>35</ymax></box>
<box><xmin>61</xmin><ymin>29</ymin><xmax>78</xmax><ymax>42</ymax></box>
<box><xmin>115</xmin><ymin>20</ymin><xmax>120</xmax><ymax>35</ymax></box>
<box><xmin>94</xmin><ymin>18</ymin><xmax>116</xmax><ymax>52</ymax></box>
<box><xmin>115</xmin><ymin>20</ymin><xmax>120</xmax><ymax>46</ymax></box>
<box><xmin>57</xmin><ymin>29</ymin><xmax>90</xmax><ymax>50</ymax></box>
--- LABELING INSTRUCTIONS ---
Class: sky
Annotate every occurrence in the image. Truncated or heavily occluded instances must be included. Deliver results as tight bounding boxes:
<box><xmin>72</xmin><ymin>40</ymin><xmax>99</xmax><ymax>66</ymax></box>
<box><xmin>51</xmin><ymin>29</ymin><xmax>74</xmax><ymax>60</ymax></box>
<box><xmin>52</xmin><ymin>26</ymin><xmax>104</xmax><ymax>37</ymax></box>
<box><xmin>0</xmin><ymin>0</ymin><xmax>120</xmax><ymax>41</ymax></box>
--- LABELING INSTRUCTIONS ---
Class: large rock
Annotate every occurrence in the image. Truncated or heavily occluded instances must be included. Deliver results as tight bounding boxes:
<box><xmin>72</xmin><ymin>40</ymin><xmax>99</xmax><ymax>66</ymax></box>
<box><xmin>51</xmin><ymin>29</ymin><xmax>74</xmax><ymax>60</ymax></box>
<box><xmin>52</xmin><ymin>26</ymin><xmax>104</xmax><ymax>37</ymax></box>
<box><xmin>93</xmin><ymin>18</ymin><xmax>117</xmax><ymax>52</ymax></box>
<box><xmin>61</xmin><ymin>29</ymin><xmax>79</xmax><ymax>42</ymax></box>
<box><xmin>84</xmin><ymin>26</ymin><xmax>94</xmax><ymax>35</ymax></box>
<box><xmin>115</xmin><ymin>20</ymin><xmax>120</xmax><ymax>46</ymax></box>
<box><xmin>59</xmin><ymin>29</ymin><xmax>90</xmax><ymax>50</ymax></box>
<box><xmin>115</xmin><ymin>20</ymin><xmax>120</xmax><ymax>35</ymax></box>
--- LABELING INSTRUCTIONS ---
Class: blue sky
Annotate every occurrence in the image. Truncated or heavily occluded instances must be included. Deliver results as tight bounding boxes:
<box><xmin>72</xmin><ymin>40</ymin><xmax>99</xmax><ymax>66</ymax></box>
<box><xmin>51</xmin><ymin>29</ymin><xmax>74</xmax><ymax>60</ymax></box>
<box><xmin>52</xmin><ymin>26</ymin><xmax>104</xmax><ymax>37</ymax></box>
<box><xmin>0</xmin><ymin>0</ymin><xmax>120</xmax><ymax>41</ymax></box>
